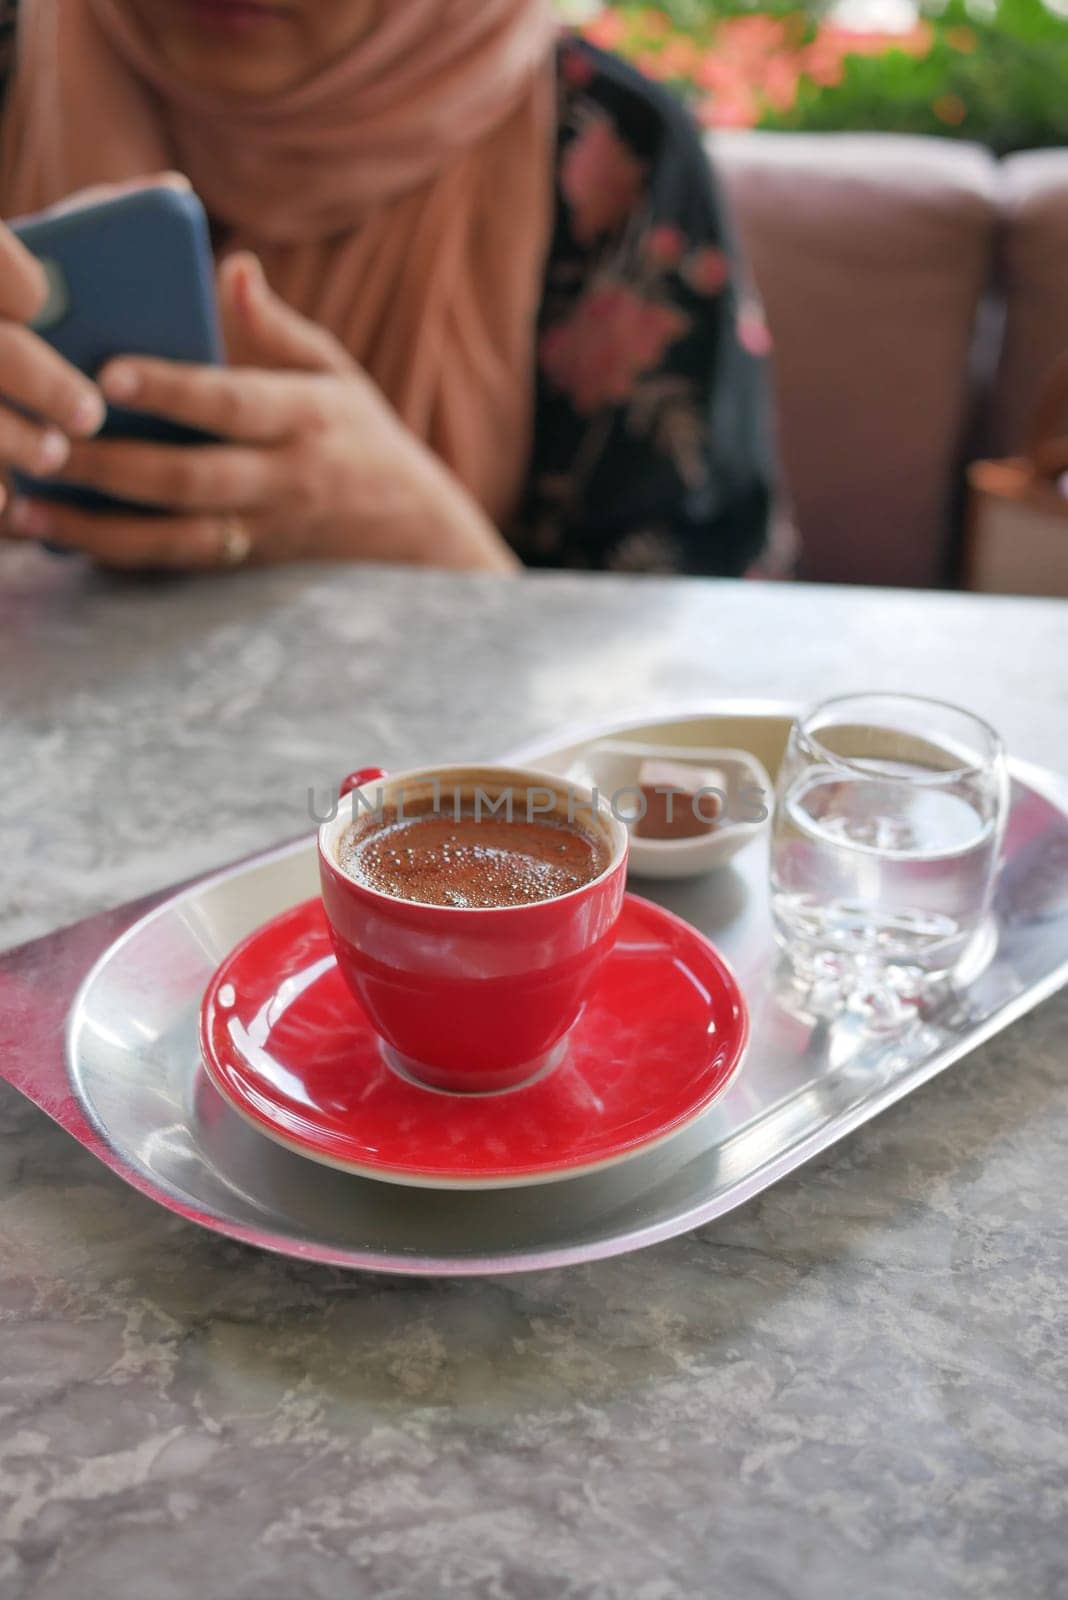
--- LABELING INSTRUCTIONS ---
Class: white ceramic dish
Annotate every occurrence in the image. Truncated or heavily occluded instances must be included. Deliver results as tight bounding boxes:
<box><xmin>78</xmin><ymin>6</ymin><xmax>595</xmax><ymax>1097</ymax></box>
<box><xmin>569</xmin><ymin>738</ymin><xmax>772</xmax><ymax>879</ymax></box>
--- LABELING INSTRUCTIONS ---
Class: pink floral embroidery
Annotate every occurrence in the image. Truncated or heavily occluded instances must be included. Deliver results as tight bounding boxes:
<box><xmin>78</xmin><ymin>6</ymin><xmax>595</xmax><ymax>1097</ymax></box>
<box><xmin>560</xmin><ymin>44</ymin><xmax>596</xmax><ymax>90</ymax></box>
<box><xmin>644</xmin><ymin>224</ymin><xmax>687</xmax><ymax>268</ymax></box>
<box><xmin>737</xmin><ymin>302</ymin><xmax>773</xmax><ymax>356</ymax></box>
<box><xmin>629</xmin><ymin>376</ymin><xmax>709</xmax><ymax>490</ymax></box>
<box><xmin>607</xmin><ymin>529</ymin><xmax>684</xmax><ymax>574</ymax></box>
<box><xmin>683</xmin><ymin>246</ymin><xmax>730</xmax><ymax>296</ymax></box>
<box><xmin>560</xmin><ymin>112</ymin><xmax>647</xmax><ymax>246</ymax></box>
<box><xmin>539</xmin><ymin>280</ymin><xmax>691</xmax><ymax>415</ymax></box>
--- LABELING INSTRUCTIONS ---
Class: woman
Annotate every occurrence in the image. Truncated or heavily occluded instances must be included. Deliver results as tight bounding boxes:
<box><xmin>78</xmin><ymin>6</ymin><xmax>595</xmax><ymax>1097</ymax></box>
<box><xmin>0</xmin><ymin>0</ymin><xmax>775</xmax><ymax>575</ymax></box>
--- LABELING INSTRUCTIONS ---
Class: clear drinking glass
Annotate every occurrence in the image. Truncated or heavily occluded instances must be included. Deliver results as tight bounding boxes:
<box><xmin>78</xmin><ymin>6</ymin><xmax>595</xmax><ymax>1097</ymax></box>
<box><xmin>770</xmin><ymin>693</ymin><xmax>1009</xmax><ymax>1025</ymax></box>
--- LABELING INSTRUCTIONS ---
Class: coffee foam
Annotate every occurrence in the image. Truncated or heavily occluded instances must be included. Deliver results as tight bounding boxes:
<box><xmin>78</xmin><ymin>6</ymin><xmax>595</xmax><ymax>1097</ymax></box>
<box><xmin>334</xmin><ymin>770</ymin><xmax>614</xmax><ymax>910</ymax></box>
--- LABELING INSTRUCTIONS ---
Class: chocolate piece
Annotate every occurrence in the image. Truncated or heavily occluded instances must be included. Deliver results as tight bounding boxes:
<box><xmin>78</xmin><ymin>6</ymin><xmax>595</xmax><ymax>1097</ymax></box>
<box><xmin>633</xmin><ymin>759</ymin><xmax>725</xmax><ymax>841</ymax></box>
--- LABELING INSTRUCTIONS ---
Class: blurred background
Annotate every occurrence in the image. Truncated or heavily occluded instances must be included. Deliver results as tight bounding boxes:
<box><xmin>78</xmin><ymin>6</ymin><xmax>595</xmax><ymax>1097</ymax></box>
<box><xmin>558</xmin><ymin>0</ymin><xmax>1068</xmax><ymax>151</ymax></box>
<box><xmin>557</xmin><ymin>1</ymin><xmax>1068</xmax><ymax>592</ymax></box>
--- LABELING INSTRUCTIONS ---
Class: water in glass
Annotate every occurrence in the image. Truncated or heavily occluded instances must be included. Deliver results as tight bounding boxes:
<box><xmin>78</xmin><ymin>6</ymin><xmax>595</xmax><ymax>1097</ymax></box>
<box><xmin>770</xmin><ymin>696</ymin><xmax>1007</xmax><ymax>1009</ymax></box>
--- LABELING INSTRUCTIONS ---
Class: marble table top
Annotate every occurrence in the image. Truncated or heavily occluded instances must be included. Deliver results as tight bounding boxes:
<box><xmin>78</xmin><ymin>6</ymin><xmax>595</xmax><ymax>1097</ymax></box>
<box><xmin>1</xmin><ymin>546</ymin><xmax>1066</xmax><ymax>1600</ymax></box>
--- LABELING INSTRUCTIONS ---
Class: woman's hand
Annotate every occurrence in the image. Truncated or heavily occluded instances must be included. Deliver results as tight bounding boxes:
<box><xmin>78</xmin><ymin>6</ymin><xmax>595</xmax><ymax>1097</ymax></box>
<box><xmin>0</xmin><ymin>222</ymin><xmax>107</xmax><ymax>496</ymax></box>
<box><xmin>4</xmin><ymin>253</ymin><xmax>518</xmax><ymax>573</ymax></box>
<box><xmin>0</xmin><ymin>177</ymin><xmax>197</xmax><ymax>504</ymax></box>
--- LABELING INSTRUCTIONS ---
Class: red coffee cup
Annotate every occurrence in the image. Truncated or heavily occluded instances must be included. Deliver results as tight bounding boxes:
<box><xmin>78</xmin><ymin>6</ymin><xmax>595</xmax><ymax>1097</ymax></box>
<box><xmin>318</xmin><ymin>763</ymin><xmax>629</xmax><ymax>1092</ymax></box>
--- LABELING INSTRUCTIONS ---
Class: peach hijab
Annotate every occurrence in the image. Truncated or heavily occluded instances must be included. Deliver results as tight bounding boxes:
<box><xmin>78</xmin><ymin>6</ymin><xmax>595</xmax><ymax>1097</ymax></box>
<box><xmin>0</xmin><ymin>0</ymin><xmax>558</xmax><ymax>524</ymax></box>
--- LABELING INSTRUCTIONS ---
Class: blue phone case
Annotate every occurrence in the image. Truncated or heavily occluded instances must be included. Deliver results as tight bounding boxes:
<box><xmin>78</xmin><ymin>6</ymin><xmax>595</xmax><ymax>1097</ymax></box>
<box><xmin>10</xmin><ymin>186</ymin><xmax>223</xmax><ymax>513</ymax></box>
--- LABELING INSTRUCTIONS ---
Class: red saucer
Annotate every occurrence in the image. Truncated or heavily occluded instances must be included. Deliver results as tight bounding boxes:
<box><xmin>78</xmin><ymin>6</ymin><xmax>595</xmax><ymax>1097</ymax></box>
<box><xmin>199</xmin><ymin>894</ymin><xmax>748</xmax><ymax>1189</ymax></box>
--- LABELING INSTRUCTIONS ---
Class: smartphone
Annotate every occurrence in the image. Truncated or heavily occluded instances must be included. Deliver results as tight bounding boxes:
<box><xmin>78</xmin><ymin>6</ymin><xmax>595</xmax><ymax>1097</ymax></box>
<box><xmin>10</xmin><ymin>184</ymin><xmax>223</xmax><ymax>513</ymax></box>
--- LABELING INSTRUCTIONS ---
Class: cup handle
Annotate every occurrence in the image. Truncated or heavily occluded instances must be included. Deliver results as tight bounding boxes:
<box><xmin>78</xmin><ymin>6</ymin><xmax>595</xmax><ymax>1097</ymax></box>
<box><xmin>339</xmin><ymin>767</ymin><xmax>387</xmax><ymax>799</ymax></box>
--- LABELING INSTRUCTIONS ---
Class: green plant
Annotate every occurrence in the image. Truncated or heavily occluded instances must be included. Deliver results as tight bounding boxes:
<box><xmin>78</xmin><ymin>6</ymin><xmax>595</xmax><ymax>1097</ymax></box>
<box><xmin>576</xmin><ymin>0</ymin><xmax>1068</xmax><ymax>151</ymax></box>
<box><xmin>766</xmin><ymin>0</ymin><xmax>1068</xmax><ymax>152</ymax></box>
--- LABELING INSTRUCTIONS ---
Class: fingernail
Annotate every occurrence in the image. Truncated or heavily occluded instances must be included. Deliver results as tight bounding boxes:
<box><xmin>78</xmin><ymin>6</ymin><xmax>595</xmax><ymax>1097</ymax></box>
<box><xmin>101</xmin><ymin>363</ymin><xmax>139</xmax><ymax>402</ymax></box>
<box><xmin>35</xmin><ymin>427</ymin><xmax>70</xmax><ymax>473</ymax></box>
<box><xmin>70</xmin><ymin>391</ymin><xmax>106</xmax><ymax>436</ymax></box>
<box><xmin>9</xmin><ymin>498</ymin><xmax>51</xmax><ymax>537</ymax></box>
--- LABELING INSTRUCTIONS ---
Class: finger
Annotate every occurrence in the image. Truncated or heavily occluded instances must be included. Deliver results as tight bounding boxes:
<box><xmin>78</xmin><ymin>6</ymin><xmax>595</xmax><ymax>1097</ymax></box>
<box><xmin>98</xmin><ymin>356</ymin><xmax>313</xmax><ymax>443</ymax></box>
<box><xmin>219</xmin><ymin>252</ymin><xmax>354</xmax><ymax>376</ymax></box>
<box><xmin>0</xmin><ymin>406</ymin><xmax>75</xmax><ymax>476</ymax></box>
<box><xmin>56</xmin><ymin>437</ymin><xmax>280</xmax><ymax>511</ymax></box>
<box><xmin>0</xmin><ymin>223</ymin><xmax>49</xmax><ymax>322</ymax></box>
<box><xmin>1</xmin><ymin>175</ymin><xmax>190</xmax><ymax>324</ymax></box>
<box><xmin>0</xmin><ymin>322</ymin><xmax>105</xmax><ymax>435</ymax></box>
<box><xmin>5</xmin><ymin>496</ymin><xmax>255</xmax><ymax>570</ymax></box>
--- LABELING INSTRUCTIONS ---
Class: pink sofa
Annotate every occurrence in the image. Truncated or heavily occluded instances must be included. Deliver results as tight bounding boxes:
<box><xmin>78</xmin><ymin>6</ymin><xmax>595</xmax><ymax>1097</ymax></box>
<box><xmin>712</xmin><ymin>131</ymin><xmax>1068</xmax><ymax>588</ymax></box>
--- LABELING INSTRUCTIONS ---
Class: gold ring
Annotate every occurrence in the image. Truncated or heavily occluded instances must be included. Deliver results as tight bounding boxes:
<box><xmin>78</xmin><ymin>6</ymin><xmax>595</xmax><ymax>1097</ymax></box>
<box><xmin>218</xmin><ymin>515</ymin><xmax>252</xmax><ymax>567</ymax></box>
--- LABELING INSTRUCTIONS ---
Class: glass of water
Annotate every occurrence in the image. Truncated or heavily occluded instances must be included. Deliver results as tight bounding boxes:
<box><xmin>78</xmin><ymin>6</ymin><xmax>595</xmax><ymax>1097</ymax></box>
<box><xmin>770</xmin><ymin>693</ymin><xmax>1009</xmax><ymax>1025</ymax></box>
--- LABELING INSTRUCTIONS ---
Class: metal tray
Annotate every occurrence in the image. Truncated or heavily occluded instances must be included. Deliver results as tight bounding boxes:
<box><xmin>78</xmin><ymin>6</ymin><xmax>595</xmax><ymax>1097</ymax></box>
<box><xmin>1</xmin><ymin>703</ymin><xmax>1066</xmax><ymax>1276</ymax></box>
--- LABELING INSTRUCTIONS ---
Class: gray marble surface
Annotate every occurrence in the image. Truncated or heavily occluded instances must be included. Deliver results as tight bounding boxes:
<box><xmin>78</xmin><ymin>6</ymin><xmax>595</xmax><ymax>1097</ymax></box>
<box><xmin>1</xmin><ymin>545</ymin><xmax>1066</xmax><ymax>1600</ymax></box>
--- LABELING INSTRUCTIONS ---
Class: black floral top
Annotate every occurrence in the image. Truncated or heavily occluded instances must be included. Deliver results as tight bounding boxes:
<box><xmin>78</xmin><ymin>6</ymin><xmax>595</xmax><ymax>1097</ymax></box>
<box><xmin>0</xmin><ymin>14</ymin><xmax>778</xmax><ymax>577</ymax></box>
<box><xmin>523</xmin><ymin>37</ymin><xmax>777</xmax><ymax>576</ymax></box>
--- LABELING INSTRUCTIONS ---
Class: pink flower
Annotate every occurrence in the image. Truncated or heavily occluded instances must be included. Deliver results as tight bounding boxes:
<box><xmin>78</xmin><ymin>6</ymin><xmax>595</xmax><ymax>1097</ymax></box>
<box><xmin>762</xmin><ymin>54</ymin><xmax>801</xmax><ymax>114</ymax></box>
<box><xmin>539</xmin><ymin>280</ymin><xmax>690</xmax><ymax>415</ymax></box>
<box><xmin>644</xmin><ymin>224</ymin><xmax>687</xmax><ymax>268</ymax></box>
<box><xmin>697</xmin><ymin>55</ymin><xmax>740</xmax><ymax>93</ymax></box>
<box><xmin>560</xmin><ymin>113</ymin><xmax>647</xmax><ymax>246</ymax></box>
<box><xmin>684</xmin><ymin>247</ymin><xmax>730</xmax><ymax>296</ymax></box>
<box><xmin>704</xmin><ymin>86</ymin><xmax>760</xmax><ymax>128</ymax></box>
<box><xmin>801</xmin><ymin>37</ymin><xmax>847</xmax><ymax>87</ymax></box>
<box><xmin>817</xmin><ymin>22</ymin><xmax>934</xmax><ymax>59</ymax></box>
<box><xmin>904</xmin><ymin>21</ymin><xmax>936</xmax><ymax>56</ymax></box>
<box><xmin>635</xmin><ymin>49</ymin><xmax>672</xmax><ymax>82</ymax></box>
<box><xmin>657</xmin><ymin>38</ymin><xmax>702</xmax><ymax>79</ymax></box>
<box><xmin>718</xmin><ymin>15</ymin><xmax>788</xmax><ymax>51</ymax></box>
<box><xmin>738</xmin><ymin>305</ymin><xmax>773</xmax><ymax>357</ymax></box>
<box><xmin>581</xmin><ymin>9</ymin><xmax>626</xmax><ymax>51</ymax></box>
